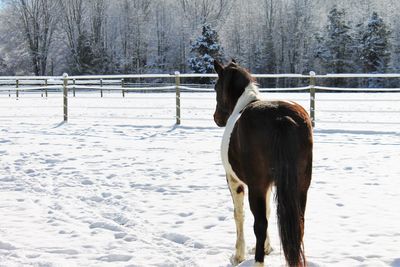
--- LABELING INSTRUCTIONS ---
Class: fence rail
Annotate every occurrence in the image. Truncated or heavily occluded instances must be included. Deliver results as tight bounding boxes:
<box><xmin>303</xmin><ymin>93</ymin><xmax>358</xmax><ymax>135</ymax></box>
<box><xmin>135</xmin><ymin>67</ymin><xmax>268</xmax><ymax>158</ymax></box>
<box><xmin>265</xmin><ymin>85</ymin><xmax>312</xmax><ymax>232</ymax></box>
<box><xmin>1</xmin><ymin>72</ymin><xmax>400</xmax><ymax>127</ymax></box>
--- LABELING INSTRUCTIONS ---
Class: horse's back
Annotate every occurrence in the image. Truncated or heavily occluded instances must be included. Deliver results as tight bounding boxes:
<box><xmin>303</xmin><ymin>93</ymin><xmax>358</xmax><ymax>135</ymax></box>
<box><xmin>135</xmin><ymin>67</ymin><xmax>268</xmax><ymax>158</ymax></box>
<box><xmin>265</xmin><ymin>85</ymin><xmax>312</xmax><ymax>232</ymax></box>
<box><xmin>235</xmin><ymin>100</ymin><xmax>312</xmax><ymax>144</ymax></box>
<box><xmin>242</xmin><ymin>100</ymin><xmax>310</xmax><ymax>129</ymax></box>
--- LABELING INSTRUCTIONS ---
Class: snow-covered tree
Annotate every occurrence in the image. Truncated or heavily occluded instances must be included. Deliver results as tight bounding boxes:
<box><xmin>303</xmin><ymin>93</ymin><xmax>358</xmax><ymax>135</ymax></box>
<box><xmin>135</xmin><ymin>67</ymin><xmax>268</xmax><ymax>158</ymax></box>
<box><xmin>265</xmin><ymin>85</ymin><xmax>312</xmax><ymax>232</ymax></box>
<box><xmin>118</xmin><ymin>0</ymin><xmax>152</xmax><ymax>74</ymax></box>
<box><xmin>188</xmin><ymin>23</ymin><xmax>224</xmax><ymax>75</ymax></box>
<box><xmin>258</xmin><ymin>0</ymin><xmax>276</xmax><ymax>78</ymax></box>
<box><xmin>0</xmin><ymin>0</ymin><xmax>399</xmax><ymax>77</ymax></box>
<box><xmin>13</xmin><ymin>0</ymin><xmax>59</xmax><ymax>75</ymax></box>
<box><xmin>314</xmin><ymin>7</ymin><xmax>356</xmax><ymax>86</ymax></box>
<box><xmin>76</xmin><ymin>32</ymin><xmax>96</xmax><ymax>74</ymax></box>
<box><xmin>0</xmin><ymin>56</ymin><xmax>13</xmax><ymax>75</ymax></box>
<box><xmin>360</xmin><ymin>12</ymin><xmax>391</xmax><ymax>73</ymax></box>
<box><xmin>359</xmin><ymin>12</ymin><xmax>391</xmax><ymax>87</ymax></box>
<box><xmin>58</xmin><ymin>0</ymin><xmax>85</xmax><ymax>74</ymax></box>
<box><xmin>317</xmin><ymin>7</ymin><xmax>354</xmax><ymax>74</ymax></box>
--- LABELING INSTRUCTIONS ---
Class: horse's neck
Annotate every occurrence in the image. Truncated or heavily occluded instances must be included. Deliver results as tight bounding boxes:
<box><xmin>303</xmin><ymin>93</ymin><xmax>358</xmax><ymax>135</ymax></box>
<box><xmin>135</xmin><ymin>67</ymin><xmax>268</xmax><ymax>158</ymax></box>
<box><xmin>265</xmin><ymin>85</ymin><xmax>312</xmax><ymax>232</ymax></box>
<box><xmin>231</xmin><ymin>83</ymin><xmax>261</xmax><ymax>116</ymax></box>
<box><xmin>221</xmin><ymin>83</ymin><xmax>260</xmax><ymax>180</ymax></box>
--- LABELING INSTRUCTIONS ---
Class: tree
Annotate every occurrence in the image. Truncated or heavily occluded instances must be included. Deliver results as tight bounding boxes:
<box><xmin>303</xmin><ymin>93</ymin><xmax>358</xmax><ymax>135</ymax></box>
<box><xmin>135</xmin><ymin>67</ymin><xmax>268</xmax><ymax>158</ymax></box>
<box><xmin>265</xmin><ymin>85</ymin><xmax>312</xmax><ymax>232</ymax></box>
<box><xmin>58</xmin><ymin>0</ymin><xmax>85</xmax><ymax>74</ymax></box>
<box><xmin>178</xmin><ymin>0</ymin><xmax>233</xmax><ymax>73</ymax></box>
<box><xmin>315</xmin><ymin>7</ymin><xmax>354</xmax><ymax>86</ymax></box>
<box><xmin>321</xmin><ymin>7</ymin><xmax>353</xmax><ymax>73</ymax></box>
<box><xmin>360</xmin><ymin>12</ymin><xmax>391</xmax><ymax>74</ymax></box>
<box><xmin>188</xmin><ymin>23</ymin><xmax>224</xmax><ymax>77</ymax></box>
<box><xmin>14</xmin><ymin>0</ymin><xmax>59</xmax><ymax>75</ymax></box>
<box><xmin>179</xmin><ymin>0</ymin><xmax>233</xmax><ymax>29</ymax></box>
<box><xmin>254</xmin><ymin>0</ymin><xmax>277</xmax><ymax>87</ymax></box>
<box><xmin>88</xmin><ymin>0</ymin><xmax>113</xmax><ymax>74</ymax></box>
<box><xmin>118</xmin><ymin>0</ymin><xmax>151</xmax><ymax>73</ymax></box>
<box><xmin>75</xmin><ymin>31</ymin><xmax>96</xmax><ymax>74</ymax></box>
<box><xmin>358</xmin><ymin>12</ymin><xmax>391</xmax><ymax>88</ymax></box>
<box><xmin>0</xmin><ymin>56</ymin><xmax>14</xmax><ymax>75</ymax></box>
<box><xmin>1</xmin><ymin>0</ymin><xmax>398</xmax><ymax>76</ymax></box>
<box><xmin>260</xmin><ymin>0</ymin><xmax>276</xmax><ymax>75</ymax></box>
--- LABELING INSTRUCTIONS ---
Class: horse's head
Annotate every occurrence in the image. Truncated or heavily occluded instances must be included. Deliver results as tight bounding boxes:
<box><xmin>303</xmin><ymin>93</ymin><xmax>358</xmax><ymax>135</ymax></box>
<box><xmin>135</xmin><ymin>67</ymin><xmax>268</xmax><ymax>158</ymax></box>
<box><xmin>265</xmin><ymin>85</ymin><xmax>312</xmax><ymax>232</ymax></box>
<box><xmin>213</xmin><ymin>59</ymin><xmax>255</xmax><ymax>127</ymax></box>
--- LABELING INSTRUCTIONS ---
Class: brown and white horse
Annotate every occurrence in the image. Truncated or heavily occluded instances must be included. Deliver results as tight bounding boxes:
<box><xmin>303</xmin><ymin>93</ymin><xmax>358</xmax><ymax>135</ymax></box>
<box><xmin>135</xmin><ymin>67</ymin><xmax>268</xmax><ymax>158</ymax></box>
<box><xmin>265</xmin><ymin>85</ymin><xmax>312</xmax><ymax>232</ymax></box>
<box><xmin>213</xmin><ymin>60</ymin><xmax>313</xmax><ymax>267</ymax></box>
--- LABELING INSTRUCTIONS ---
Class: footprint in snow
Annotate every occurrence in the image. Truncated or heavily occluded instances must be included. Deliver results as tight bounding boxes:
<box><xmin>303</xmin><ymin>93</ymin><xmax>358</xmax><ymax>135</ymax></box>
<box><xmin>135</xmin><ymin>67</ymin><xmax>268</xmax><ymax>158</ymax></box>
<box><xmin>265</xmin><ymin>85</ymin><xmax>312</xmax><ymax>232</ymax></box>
<box><xmin>89</xmin><ymin>222</ymin><xmax>124</xmax><ymax>232</ymax></box>
<box><xmin>47</xmin><ymin>249</ymin><xmax>79</xmax><ymax>255</ymax></box>
<box><xmin>101</xmin><ymin>192</ymin><xmax>112</xmax><ymax>198</ymax></box>
<box><xmin>204</xmin><ymin>224</ymin><xmax>216</xmax><ymax>229</ymax></box>
<box><xmin>218</xmin><ymin>216</ymin><xmax>226</xmax><ymax>221</ymax></box>
<box><xmin>162</xmin><ymin>233</ymin><xmax>204</xmax><ymax>249</ymax></box>
<box><xmin>0</xmin><ymin>241</ymin><xmax>17</xmax><ymax>250</ymax></box>
<box><xmin>123</xmin><ymin>235</ymin><xmax>136</xmax><ymax>242</ymax></box>
<box><xmin>97</xmin><ymin>254</ymin><xmax>132</xmax><ymax>262</ymax></box>
<box><xmin>178</xmin><ymin>212</ymin><xmax>193</xmax><ymax>217</ymax></box>
<box><xmin>114</xmin><ymin>232</ymin><xmax>127</xmax><ymax>239</ymax></box>
<box><xmin>81</xmin><ymin>179</ymin><xmax>94</xmax><ymax>185</ymax></box>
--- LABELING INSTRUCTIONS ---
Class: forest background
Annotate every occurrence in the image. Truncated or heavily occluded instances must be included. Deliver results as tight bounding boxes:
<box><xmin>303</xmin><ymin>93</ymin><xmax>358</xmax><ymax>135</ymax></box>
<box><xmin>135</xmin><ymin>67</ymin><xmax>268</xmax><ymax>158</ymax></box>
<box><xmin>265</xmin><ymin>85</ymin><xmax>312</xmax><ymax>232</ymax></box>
<box><xmin>0</xmin><ymin>0</ymin><xmax>398</xmax><ymax>87</ymax></box>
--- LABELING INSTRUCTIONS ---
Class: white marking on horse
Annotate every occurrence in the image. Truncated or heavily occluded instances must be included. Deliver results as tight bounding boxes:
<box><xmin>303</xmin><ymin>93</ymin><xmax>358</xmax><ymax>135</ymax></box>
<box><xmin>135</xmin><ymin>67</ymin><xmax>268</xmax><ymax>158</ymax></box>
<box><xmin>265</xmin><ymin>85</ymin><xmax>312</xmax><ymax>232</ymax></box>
<box><xmin>221</xmin><ymin>82</ymin><xmax>261</xmax><ymax>184</ymax></box>
<box><xmin>227</xmin><ymin>175</ymin><xmax>245</xmax><ymax>265</ymax></box>
<box><xmin>265</xmin><ymin>185</ymin><xmax>273</xmax><ymax>254</ymax></box>
<box><xmin>222</xmin><ymin>83</ymin><xmax>260</xmax><ymax>264</ymax></box>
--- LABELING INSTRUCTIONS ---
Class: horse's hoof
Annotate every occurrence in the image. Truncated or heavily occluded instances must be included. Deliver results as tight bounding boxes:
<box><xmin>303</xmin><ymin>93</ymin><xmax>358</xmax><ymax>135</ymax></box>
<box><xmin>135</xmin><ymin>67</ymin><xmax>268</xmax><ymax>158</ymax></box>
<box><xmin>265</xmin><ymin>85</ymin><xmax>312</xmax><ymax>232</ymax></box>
<box><xmin>254</xmin><ymin>262</ymin><xmax>264</xmax><ymax>267</ymax></box>
<box><xmin>230</xmin><ymin>254</ymin><xmax>245</xmax><ymax>266</ymax></box>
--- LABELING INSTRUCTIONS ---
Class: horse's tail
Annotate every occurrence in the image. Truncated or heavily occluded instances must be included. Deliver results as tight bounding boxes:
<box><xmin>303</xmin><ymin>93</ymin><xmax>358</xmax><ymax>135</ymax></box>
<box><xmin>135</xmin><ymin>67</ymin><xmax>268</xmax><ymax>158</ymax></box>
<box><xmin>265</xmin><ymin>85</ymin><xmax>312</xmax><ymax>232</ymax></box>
<box><xmin>272</xmin><ymin>116</ymin><xmax>306</xmax><ymax>267</ymax></box>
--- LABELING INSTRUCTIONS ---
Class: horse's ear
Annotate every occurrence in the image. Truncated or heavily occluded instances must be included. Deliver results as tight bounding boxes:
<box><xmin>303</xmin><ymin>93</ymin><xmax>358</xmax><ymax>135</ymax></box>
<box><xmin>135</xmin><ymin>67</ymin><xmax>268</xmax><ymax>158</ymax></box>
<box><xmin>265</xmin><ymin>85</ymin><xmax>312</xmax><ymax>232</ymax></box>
<box><xmin>214</xmin><ymin>60</ymin><xmax>224</xmax><ymax>76</ymax></box>
<box><xmin>231</xmin><ymin>58</ymin><xmax>237</xmax><ymax>64</ymax></box>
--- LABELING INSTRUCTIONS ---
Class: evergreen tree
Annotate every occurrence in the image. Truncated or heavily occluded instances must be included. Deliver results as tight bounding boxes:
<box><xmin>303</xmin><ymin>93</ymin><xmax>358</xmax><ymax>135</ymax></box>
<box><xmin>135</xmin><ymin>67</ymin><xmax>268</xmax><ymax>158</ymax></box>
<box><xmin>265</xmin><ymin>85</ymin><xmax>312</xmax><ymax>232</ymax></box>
<box><xmin>253</xmin><ymin>34</ymin><xmax>276</xmax><ymax>87</ymax></box>
<box><xmin>360</xmin><ymin>12</ymin><xmax>391</xmax><ymax>80</ymax></box>
<box><xmin>316</xmin><ymin>7</ymin><xmax>354</xmax><ymax>86</ymax></box>
<box><xmin>68</xmin><ymin>32</ymin><xmax>97</xmax><ymax>75</ymax></box>
<box><xmin>358</xmin><ymin>12</ymin><xmax>391</xmax><ymax>87</ymax></box>
<box><xmin>263</xmin><ymin>31</ymin><xmax>277</xmax><ymax>86</ymax></box>
<box><xmin>188</xmin><ymin>23</ymin><xmax>224</xmax><ymax>79</ymax></box>
<box><xmin>77</xmin><ymin>33</ymin><xmax>96</xmax><ymax>74</ymax></box>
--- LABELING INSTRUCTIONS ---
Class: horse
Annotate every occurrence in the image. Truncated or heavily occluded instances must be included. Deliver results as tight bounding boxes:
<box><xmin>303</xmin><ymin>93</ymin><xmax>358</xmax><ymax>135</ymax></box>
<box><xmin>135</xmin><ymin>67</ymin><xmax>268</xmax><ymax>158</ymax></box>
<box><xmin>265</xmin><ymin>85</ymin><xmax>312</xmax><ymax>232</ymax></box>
<box><xmin>213</xmin><ymin>60</ymin><xmax>313</xmax><ymax>267</ymax></box>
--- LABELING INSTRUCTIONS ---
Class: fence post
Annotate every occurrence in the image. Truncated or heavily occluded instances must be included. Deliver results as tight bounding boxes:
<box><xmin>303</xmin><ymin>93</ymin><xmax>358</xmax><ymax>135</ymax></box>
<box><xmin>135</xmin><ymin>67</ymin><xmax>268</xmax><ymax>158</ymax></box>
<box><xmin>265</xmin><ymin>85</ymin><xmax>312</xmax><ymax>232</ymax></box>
<box><xmin>16</xmin><ymin>79</ymin><xmax>19</xmax><ymax>99</ymax></box>
<box><xmin>175</xmin><ymin>71</ymin><xmax>181</xmax><ymax>125</ymax></box>
<box><xmin>121</xmin><ymin>78</ymin><xmax>125</xmax><ymax>97</ymax></box>
<box><xmin>63</xmin><ymin>73</ymin><xmax>68</xmax><ymax>122</ymax></box>
<box><xmin>45</xmin><ymin>79</ymin><xmax>48</xmax><ymax>98</ymax></box>
<box><xmin>73</xmin><ymin>79</ymin><xmax>76</xmax><ymax>97</ymax></box>
<box><xmin>100</xmin><ymin>79</ymin><xmax>103</xmax><ymax>97</ymax></box>
<box><xmin>309</xmin><ymin>71</ymin><xmax>316</xmax><ymax>128</ymax></box>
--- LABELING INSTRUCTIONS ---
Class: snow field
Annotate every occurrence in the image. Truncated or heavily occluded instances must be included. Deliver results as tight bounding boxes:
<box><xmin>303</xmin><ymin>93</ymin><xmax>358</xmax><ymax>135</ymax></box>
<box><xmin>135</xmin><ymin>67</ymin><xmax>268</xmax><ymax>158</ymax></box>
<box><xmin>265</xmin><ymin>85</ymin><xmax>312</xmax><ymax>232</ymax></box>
<box><xmin>0</xmin><ymin>92</ymin><xmax>399</xmax><ymax>266</ymax></box>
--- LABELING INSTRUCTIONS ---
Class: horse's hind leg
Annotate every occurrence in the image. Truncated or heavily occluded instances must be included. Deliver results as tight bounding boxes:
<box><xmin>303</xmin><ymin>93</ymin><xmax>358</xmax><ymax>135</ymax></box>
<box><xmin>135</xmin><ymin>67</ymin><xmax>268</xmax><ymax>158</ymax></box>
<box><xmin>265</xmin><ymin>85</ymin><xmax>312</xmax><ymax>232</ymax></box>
<box><xmin>227</xmin><ymin>175</ymin><xmax>245</xmax><ymax>265</ymax></box>
<box><xmin>264</xmin><ymin>185</ymin><xmax>273</xmax><ymax>255</ymax></box>
<box><xmin>248</xmin><ymin>187</ymin><xmax>267</xmax><ymax>265</ymax></box>
<box><xmin>251</xmin><ymin>185</ymin><xmax>272</xmax><ymax>255</ymax></box>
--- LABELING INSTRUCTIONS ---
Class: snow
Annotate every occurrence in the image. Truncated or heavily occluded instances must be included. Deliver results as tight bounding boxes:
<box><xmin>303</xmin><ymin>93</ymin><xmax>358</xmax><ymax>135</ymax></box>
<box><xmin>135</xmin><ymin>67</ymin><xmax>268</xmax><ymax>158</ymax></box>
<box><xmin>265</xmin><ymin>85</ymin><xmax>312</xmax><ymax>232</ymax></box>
<box><xmin>0</xmin><ymin>91</ymin><xmax>399</xmax><ymax>267</ymax></box>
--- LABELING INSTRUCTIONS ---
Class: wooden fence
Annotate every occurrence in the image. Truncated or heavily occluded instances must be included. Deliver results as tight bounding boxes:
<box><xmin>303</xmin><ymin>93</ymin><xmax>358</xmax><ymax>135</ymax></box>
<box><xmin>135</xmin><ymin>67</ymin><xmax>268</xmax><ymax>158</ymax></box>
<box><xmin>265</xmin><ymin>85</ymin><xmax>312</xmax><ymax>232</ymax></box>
<box><xmin>1</xmin><ymin>72</ymin><xmax>400</xmax><ymax>127</ymax></box>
